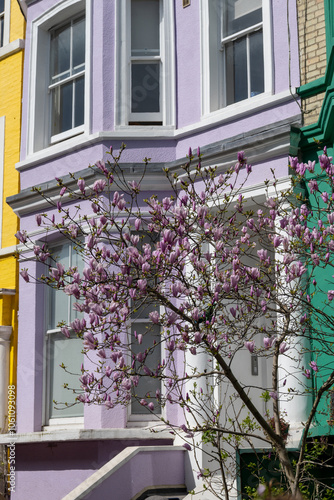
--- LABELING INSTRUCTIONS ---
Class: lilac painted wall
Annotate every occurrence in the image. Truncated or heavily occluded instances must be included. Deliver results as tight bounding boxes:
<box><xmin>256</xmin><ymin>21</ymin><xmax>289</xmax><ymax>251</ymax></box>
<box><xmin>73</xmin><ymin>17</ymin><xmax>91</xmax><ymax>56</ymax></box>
<box><xmin>174</xmin><ymin>1</ymin><xmax>202</xmax><ymax>128</ymax></box>
<box><xmin>17</xmin><ymin>259</ymin><xmax>45</xmax><ymax>433</ymax></box>
<box><xmin>12</xmin><ymin>440</ymin><xmax>174</xmax><ymax>500</ymax></box>
<box><xmin>272</xmin><ymin>0</ymin><xmax>300</xmax><ymax>92</ymax></box>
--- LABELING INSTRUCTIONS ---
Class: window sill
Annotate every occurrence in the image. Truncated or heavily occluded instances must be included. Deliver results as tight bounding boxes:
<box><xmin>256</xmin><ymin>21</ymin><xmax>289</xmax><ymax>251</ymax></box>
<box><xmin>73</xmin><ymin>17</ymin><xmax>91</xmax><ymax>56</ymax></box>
<box><xmin>201</xmin><ymin>89</ymin><xmax>298</xmax><ymax>129</ymax></box>
<box><xmin>43</xmin><ymin>417</ymin><xmax>84</xmax><ymax>431</ymax></box>
<box><xmin>0</xmin><ymin>39</ymin><xmax>25</xmax><ymax>61</ymax></box>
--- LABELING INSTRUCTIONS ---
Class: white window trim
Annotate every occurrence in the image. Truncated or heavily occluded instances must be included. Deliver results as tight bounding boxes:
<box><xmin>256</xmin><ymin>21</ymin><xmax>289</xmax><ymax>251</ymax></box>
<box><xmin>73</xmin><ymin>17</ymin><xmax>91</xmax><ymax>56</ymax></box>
<box><xmin>27</xmin><ymin>0</ymin><xmax>91</xmax><ymax>155</ymax></box>
<box><xmin>200</xmin><ymin>0</ymin><xmax>273</xmax><ymax>117</ymax></box>
<box><xmin>42</xmin><ymin>241</ymin><xmax>84</xmax><ymax>426</ymax></box>
<box><xmin>115</xmin><ymin>0</ymin><xmax>176</xmax><ymax>129</ymax></box>
<box><xmin>0</xmin><ymin>116</ymin><xmax>4</xmax><ymax>249</ymax></box>
<box><xmin>0</xmin><ymin>0</ymin><xmax>10</xmax><ymax>48</ymax></box>
<box><xmin>127</xmin><ymin>312</ymin><xmax>164</xmax><ymax>424</ymax></box>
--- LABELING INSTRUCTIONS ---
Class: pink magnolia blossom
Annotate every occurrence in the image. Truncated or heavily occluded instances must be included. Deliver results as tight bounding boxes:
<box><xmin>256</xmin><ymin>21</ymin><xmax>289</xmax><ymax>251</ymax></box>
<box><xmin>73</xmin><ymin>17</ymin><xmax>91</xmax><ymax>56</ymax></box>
<box><xmin>149</xmin><ymin>311</ymin><xmax>160</xmax><ymax>324</ymax></box>
<box><xmin>310</xmin><ymin>361</ymin><xmax>318</xmax><ymax>372</ymax></box>
<box><xmin>15</xmin><ymin>231</ymin><xmax>27</xmax><ymax>243</ymax></box>
<box><xmin>263</xmin><ymin>337</ymin><xmax>276</xmax><ymax>349</ymax></box>
<box><xmin>245</xmin><ymin>341</ymin><xmax>255</xmax><ymax>353</ymax></box>
<box><xmin>279</xmin><ymin>342</ymin><xmax>289</xmax><ymax>354</ymax></box>
<box><xmin>20</xmin><ymin>269</ymin><xmax>29</xmax><ymax>282</ymax></box>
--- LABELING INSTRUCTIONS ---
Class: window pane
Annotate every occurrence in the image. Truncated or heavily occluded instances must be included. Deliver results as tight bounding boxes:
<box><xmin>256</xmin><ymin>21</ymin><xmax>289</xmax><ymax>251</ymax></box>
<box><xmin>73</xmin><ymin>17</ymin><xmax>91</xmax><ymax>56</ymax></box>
<box><xmin>49</xmin><ymin>245</ymin><xmax>70</xmax><ymax>330</ymax></box>
<box><xmin>131</xmin><ymin>323</ymin><xmax>161</xmax><ymax>414</ymax></box>
<box><xmin>48</xmin><ymin>333</ymin><xmax>83</xmax><ymax>418</ymax></box>
<box><xmin>226</xmin><ymin>37</ymin><xmax>247</xmax><ymax>105</ymax></box>
<box><xmin>74</xmin><ymin>76</ymin><xmax>85</xmax><ymax>128</ymax></box>
<box><xmin>52</xmin><ymin>81</ymin><xmax>73</xmax><ymax>135</ymax></box>
<box><xmin>131</xmin><ymin>63</ymin><xmax>160</xmax><ymax>113</ymax></box>
<box><xmin>131</xmin><ymin>0</ymin><xmax>160</xmax><ymax>56</ymax></box>
<box><xmin>224</xmin><ymin>0</ymin><xmax>262</xmax><ymax>37</ymax></box>
<box><xmin>72</xmin><ymin>16</ymin><xmax>85</xmax><ymax>72</ymax></box>
<box><xmin>250</xmin><ymin>30</ymin><xmax>264</xmax><ymax>97</ymax></box>
<box><xmin>0</xmin><ymin>0</ymin><xmax>4</xmax><ymax>13</ymax></box>
<box><xmin>0</xmin><ymin>17</ymin><xmax>3</xmax><ymax>48</ymax></box>
<box><xmin>51</xmin><ymin>23</ymin><xmax>71</xmax><ymax>80</ymax></box>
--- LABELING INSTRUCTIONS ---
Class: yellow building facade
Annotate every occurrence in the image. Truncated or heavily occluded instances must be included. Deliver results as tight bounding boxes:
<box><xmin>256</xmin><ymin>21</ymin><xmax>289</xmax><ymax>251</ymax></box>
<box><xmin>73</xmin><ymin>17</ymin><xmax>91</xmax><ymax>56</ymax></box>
<box><xmin>0</xmin><ymin>0</ymin><xmax>24</xmax><ymax>430</ymax></box>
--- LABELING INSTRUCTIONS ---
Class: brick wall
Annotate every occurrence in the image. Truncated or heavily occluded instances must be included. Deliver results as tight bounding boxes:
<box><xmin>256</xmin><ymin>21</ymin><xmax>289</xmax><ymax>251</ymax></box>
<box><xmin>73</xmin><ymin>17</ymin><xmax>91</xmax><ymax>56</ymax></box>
<box><xmin>297</xmin><ymin>0</ymin><xmax>327</xmax><ymax>126</ymax></box>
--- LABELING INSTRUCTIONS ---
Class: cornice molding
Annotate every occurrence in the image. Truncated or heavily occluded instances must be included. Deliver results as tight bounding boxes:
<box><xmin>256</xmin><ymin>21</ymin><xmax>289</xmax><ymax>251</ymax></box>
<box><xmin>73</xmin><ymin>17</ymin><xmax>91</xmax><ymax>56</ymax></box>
<box><xmin>7</xmin><ymin>117</ymin><xmax>301</xmax><ymax>217</ymax></box>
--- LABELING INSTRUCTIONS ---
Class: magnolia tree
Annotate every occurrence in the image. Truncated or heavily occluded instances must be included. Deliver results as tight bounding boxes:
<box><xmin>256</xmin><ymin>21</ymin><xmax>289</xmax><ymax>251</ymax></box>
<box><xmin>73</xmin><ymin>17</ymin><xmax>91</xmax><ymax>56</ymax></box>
<box><xmin>17</xmin><ymin>146</ymin><xmax>334</xmax><ymax>499</ymax></box>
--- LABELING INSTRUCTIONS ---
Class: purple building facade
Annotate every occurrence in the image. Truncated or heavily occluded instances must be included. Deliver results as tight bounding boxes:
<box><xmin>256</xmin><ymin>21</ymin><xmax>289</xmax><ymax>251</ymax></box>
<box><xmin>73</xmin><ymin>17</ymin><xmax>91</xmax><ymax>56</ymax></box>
<box><xmin>5</xmin><ymin>1</ymin><xmax>302</xmax><ymax>498</ymax></box>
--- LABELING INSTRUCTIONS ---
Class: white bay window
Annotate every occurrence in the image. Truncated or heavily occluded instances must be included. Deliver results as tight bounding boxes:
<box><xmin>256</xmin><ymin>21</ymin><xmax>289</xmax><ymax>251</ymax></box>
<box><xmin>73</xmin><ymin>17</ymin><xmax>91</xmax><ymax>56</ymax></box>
<box><xmin>130</xmin><ymin>0</ymin><xmax>161</xmax><ymax>122</ymax></box>
<box><xmin>45</xmin><ymin>243</ymin><xmax>84</xmax><ymax>423</ymax></box>
<box><xmin>203</xmin><ymin>0</ymin><xmax>272</xmax><ymax>114</ymax></box>
<box><xmin>223</xmin><ymin>0</ymin><xmax>263</xmax><ymax>104</ymax></box>
<box><xmin>49</xmin><ymin>16</ymin><xmax>85</xmax><ymax>141</ymax></box>
<box><xmin>116</xmin><ymin>0</ymin><xmax>175</xmax><ymax>127</ymax></box>
<box><xmin>129</xmin><ymin>233</ymin><xmax>162</xmax><ymax>421</ymax></box>
<box><xmin>28</xmin><ymin>0</ymin><xmax>88</xmax><ymax>153</ymax></box>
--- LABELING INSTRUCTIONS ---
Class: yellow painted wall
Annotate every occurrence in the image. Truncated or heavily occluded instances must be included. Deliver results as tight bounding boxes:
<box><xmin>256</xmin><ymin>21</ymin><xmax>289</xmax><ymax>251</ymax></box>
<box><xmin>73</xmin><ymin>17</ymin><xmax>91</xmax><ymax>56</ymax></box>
<box><xmin>0</xmin><ymin>0</ymin><xmax>25</xmax><ymax>387</ymax></box>
<box><xmin>9</xmin><ymin>0</ymin><xmax>25</xmax><ymax>42</ymax></box>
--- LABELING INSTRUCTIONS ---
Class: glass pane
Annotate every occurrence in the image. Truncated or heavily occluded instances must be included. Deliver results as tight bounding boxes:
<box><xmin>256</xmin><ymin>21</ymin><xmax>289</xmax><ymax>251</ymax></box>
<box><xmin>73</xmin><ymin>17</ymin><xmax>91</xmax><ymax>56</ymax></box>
<box><xmin>226</xmin><ymin>37</ymin><xmax>247</xmax><ymax>105</ymax></box>
<box><xmin>51</xmin><ymin>23</ymin><xmax>71</xmax><ymax>80</ymax></box>
<box><xmin>233</xmin><ymin>37</ymin><xmax>248</xmax><ymax>102</ymax></box>
<box><xmin>49</xmin><ymin>245</ymin><xmax>70</xmax><ymax>330</ymax></box>
<box><xmin>250</xmin><ymin>30</ymin><xmax>264</xmax><ymax>97</ymax></box>
<box><xmin>224</xmin><ymin>0</ymin><xmax>262</xmax><ymax>37</ymax></box>
<box><xmin>72</xmin><ymin>16</ymin><xmax>85</xmax><ymax>72</ymax></box>
<box><xmin>131</xmin><ymin>0</ymin><xmax>160</xmax><ymax>56</ymax></box>
<box><xmin>131</xmin><ymin>63</ymin><xmax>160</xmax><ymax>113</ymax></box>
<box><xmin>0</xmin><ymin>17</ymin><xmax>3</xmax><ymax>48</ymax></box>
<box><xmin>48</xmin><ymin>333</ymin><xmax>83</xmax><ymax>418</ymax></box>
<box><xmin>0</xmin><ymin>1</ymin><xmax>4</xmax><ymax>13</ymax></box>
<box><xmin>52</xmin><ymin>81</ymin><xmax>73</xmax><ymax>135</ymax></box>
<box><xmin>131</xmin><ymin>323</ymin><xmax>161</xmax><ymax>414</ymax></box>
<box><xmin>74</xmin><ymin>76</ymin><xmax>85</xmax><ymax>128</ymax></box>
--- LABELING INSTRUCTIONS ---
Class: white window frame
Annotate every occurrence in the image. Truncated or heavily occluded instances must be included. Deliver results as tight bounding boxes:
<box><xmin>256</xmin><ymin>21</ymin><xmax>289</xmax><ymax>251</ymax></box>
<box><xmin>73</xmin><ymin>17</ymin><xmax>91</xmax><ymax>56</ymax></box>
<box><xmin>49</xmin><ymin>15</ymin><xmax>86</xmax><ymax>144</ymax></box>
<box><xmin>0</xmin><ymin>0</ymin><xmax>10</xmax><ymax>48</ymax></box>
<box><xmin>127</xmin><ymin>313</ymin><xmax>163</xmax><ymax>424</ymax></box>
<box><xmin>127</xmin><ymin>232</ymin><xmax>163</xmax><ymax>425</ymax></box>
<box><xmin>115</xmin><ymin>0</ymin><xmax>175</xmax><ymax>128</ymax></box>
<box><xmin>201</xmin><ymin>0</ymin><xmax>273</xmax><ymax>117</ymax></box>
<box><xmin>43</xmin><ymin>241</ymin><xmax>84</xmax><ymax>426</ymax></box>
<box><xmin>27</xmin><ymin>0</ymin><xmax>90</xmax><ymax>155</ymax></box>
